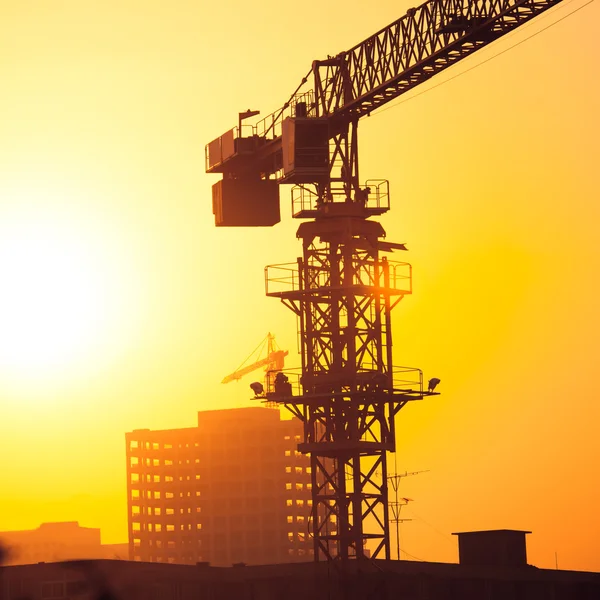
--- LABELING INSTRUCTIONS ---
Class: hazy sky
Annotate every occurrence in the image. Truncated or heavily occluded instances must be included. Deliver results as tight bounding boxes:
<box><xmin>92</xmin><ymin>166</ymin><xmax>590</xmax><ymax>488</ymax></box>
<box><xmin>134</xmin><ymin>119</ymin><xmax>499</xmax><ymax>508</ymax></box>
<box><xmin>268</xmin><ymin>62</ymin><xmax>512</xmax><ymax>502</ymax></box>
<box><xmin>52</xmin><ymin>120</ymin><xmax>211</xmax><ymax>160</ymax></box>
<box><xmin>0</xmin><ymin>0</ymin><xmax>598</xmax><ymax>572</ymax></box>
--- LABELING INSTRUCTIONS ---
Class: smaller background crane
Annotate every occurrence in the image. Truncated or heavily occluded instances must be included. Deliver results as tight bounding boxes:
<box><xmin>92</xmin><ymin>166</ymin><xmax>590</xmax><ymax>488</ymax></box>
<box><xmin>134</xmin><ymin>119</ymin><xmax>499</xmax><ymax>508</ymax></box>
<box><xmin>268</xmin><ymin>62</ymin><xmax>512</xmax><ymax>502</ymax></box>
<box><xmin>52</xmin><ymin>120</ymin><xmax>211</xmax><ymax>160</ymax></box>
<box><xmin>221</xmin><ymin>333</ymin><xmax>288</xmax><ymax>400</ymax></box>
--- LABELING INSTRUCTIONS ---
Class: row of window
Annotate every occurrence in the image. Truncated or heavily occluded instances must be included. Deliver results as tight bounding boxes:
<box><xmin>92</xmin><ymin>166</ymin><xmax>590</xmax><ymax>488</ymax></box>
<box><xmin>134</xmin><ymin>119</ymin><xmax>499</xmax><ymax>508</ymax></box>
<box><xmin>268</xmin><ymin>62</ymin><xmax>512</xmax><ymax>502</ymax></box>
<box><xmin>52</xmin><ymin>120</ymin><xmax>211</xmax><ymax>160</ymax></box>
<box><xmin>286</xmin><ymin>482</ymin><xmax>312</xmax><ymax>491</ymax></box>
<box><xmin>131</xmin><ymin>505</ymin><xmax>200</xmax><ymax>516</ymax></box>
<box><xmin>129</xmin><ymin>454</ymin><xmax>296</xmax><ymax>467</ymax></box>
<box><xmin>130</xmin><ymin>472</ymin><xmax>202</xmax><ymax>482</ymax></box>
<box><xmin>130</xmin><ymin>489</ymin><xmax>202</xmax><ymax>499</ymax></box>
<box><xmin>133</xmin><ymin>523</ymin><xmax>202</xmax><ymax>533</ymax></box>
<box><xmin>128</xmin><ymin>437</ymin><xmax>300</xmax><ymax>452</ymax></box>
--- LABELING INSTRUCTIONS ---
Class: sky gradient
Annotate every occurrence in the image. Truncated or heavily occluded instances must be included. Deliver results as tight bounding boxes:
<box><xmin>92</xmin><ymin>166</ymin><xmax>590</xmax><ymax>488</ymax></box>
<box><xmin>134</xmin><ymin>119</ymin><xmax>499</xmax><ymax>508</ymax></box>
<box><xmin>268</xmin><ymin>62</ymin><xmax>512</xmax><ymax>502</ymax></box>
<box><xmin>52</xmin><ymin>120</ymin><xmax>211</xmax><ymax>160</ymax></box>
<box><xmin>0</xmin><ymin>0</ymin><xmax>598</xmax><ymax>571</ymax></box>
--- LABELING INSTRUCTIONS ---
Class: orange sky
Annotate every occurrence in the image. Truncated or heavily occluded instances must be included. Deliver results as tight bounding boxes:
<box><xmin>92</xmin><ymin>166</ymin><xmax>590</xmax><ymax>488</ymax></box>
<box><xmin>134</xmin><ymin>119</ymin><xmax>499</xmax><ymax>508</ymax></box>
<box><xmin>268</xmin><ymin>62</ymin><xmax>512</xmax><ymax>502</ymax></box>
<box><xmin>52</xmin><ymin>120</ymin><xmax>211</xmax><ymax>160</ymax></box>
<box><xmin>0</xmin><ymin>0</ymin><xmax>598</xmax><ymax>572</ymax></box>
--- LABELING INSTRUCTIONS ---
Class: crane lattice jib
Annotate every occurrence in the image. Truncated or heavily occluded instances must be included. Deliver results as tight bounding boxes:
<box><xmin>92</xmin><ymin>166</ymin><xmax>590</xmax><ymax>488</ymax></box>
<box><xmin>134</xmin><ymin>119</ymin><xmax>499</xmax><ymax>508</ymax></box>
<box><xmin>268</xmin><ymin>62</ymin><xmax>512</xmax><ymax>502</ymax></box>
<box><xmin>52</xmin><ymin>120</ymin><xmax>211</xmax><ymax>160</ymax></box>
<box><xmin>253</xmin><ymin>0</ymin><xmax>562</xmax><ymax>138</ymax></box>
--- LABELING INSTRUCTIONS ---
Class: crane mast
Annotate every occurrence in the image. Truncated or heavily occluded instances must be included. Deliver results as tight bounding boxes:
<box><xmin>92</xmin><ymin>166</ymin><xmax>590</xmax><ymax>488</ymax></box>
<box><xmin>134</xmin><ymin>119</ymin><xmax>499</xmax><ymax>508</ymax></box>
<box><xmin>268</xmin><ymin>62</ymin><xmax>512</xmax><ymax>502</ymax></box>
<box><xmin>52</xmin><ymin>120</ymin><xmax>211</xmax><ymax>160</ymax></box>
<box><xmin>206</xmin><ymin>0</ymin><xmax>565</xmax><ymax>565</ymax></box>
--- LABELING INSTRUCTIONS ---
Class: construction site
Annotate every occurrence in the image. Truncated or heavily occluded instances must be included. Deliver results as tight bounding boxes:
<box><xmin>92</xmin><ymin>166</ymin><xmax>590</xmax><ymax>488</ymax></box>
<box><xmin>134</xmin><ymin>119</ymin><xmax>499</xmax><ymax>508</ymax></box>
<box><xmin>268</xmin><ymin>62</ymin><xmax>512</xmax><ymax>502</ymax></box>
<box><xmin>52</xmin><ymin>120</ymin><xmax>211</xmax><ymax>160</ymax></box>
<box><xmin>1</xmin><ymin>0</ymin><xmax>598</xmax><ymax>598</ymax></box>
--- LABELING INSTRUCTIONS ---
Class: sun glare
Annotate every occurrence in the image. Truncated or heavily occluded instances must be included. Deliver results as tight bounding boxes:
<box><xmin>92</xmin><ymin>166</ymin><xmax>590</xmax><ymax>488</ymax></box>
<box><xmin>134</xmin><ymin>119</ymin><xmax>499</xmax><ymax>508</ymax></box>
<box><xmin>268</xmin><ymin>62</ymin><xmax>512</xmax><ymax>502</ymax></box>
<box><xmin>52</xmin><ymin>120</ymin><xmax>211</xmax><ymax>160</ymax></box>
<box><xmin>0</xmin><ymin>213</ymin><xmax>123</xmax><ymax>381</ymax></box>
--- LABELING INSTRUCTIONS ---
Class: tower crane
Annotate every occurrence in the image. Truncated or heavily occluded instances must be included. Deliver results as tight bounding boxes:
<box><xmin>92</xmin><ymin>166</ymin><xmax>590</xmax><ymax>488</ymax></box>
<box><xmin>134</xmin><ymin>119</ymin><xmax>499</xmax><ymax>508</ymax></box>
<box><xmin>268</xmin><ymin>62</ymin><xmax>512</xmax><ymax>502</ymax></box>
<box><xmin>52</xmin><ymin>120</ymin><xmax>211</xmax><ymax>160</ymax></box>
<box><xmin>221</xmin><ymin>332</ymin><xmax>288</xmax><ymax>393</ymax></box>
<box><xmin>206</xmin><ymin>0</ymin><xmax>566</xmax><ymax>565</ymax></box>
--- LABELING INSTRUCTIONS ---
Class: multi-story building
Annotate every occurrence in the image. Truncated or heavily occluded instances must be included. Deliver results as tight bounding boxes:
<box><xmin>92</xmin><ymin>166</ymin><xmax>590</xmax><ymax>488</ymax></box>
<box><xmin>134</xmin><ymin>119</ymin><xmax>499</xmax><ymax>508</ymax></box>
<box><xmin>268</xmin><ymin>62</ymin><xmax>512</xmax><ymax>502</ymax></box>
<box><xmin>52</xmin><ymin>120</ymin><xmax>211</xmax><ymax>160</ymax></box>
<box><xmin>126</xmin><ymin>407</ymin><xmax>313</xmax><ymax>566</ymax></box>
<box><xmin>0</xmin><ymin>522</ymin><xmax>128</xmax><ymax>565</ymax></box>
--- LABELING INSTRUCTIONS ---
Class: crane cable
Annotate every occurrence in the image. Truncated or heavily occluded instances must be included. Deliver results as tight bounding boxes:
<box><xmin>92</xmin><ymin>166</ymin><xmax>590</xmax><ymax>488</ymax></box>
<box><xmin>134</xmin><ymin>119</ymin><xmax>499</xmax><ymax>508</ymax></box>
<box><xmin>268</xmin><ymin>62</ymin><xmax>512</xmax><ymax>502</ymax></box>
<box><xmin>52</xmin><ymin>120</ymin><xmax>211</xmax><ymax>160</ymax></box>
<box><xmin>372</xmin><ymin>0</ymin><xmax>596</xmax><ymax>117</ymax></box>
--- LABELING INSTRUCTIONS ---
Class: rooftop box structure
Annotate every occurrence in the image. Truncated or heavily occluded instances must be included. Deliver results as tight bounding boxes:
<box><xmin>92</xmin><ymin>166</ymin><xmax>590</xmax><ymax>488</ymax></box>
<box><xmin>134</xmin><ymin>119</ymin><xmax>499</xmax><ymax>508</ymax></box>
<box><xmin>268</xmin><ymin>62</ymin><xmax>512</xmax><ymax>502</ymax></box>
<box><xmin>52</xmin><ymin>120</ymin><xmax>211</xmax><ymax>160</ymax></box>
<box><xmin>452</xmin><ymin>529</ymin><xmax>531</xmax><ymax>568</ymax></box>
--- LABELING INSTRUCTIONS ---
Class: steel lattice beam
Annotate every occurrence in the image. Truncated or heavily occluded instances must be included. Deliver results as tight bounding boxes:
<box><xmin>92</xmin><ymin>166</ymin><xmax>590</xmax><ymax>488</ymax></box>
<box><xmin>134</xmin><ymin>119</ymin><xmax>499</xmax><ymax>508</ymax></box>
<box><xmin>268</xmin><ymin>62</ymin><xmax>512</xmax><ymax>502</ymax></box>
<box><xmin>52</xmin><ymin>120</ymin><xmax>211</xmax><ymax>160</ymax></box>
<box><xmin>266</xmin><ymin>219</ymin><xmax>435</xmax><ymax>564</ymax></box>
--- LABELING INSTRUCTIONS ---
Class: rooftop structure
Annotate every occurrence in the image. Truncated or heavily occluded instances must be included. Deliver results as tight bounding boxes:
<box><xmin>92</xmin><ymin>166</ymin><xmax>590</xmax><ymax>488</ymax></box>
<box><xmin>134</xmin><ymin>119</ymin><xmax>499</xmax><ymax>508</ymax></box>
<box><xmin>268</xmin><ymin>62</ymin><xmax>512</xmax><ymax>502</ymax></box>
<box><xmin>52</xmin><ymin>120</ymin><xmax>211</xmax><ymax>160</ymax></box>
<box><xmin>2</xmin><ymin>555</ymin><xmax>598</xmax><ymax>600</ymax></box>
<box><xmin>452</xmin><ymin>529</ymin><xmax>532</xmax><ymax>568</ymax></box>
<box><xmin>0</xmin><ymin>522</ymin><xmax>128</xmax><ymax>565</ymax></box>
<box><xmin>126</xmin><ymin>407</ymin><xmax>312</xmax><ymax>566</ymax></box>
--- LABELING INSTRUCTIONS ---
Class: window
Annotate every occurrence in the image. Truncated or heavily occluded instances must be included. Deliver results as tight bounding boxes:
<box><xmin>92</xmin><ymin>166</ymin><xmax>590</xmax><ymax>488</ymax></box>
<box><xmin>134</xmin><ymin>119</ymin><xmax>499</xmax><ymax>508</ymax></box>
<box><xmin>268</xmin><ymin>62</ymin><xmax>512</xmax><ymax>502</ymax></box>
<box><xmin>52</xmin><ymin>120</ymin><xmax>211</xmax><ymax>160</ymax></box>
<box><xmin>286</xmin><ymin>483</ymin><xmax>292</xmax><ymax>491</ymax></box>
<box><xmin>285</xmin><ymin>450</ymin><xmax>291</xmax><ymax>457</ymax></box>
<box><xmin>130</xmin><ymin>456</ymin><xmax>139</xmax><ymax>466</ymax></box>
<box><xmin>295</xmin><ymin>467</ymin><xmax>303</xmax><ymax>474</ymax></box>
<box><xmin>285</xmin><ymin>467</ymin><xmax>292</xmax><ymax>474</ymax></box>
<box><xmin>287</xmin><ymin>516</ymin><xmax>294</xmax><ymax>524</ymax></box>
<box><xmin>155</xmin><ymin>524</ymin><xmax>162</xmax><ymax>532</ymax></box>
<box><xmin>295</xmin><ymin>483</ymin><xmax>303</xmax><ymax>491</ymax></box>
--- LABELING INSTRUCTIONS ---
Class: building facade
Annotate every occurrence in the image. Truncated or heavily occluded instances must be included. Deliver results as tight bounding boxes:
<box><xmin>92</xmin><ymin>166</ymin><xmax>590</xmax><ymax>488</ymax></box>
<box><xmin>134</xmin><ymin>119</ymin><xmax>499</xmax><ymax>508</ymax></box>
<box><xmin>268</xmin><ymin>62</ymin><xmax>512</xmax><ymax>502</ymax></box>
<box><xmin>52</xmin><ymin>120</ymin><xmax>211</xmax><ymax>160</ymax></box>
<box><xmin>126</xmin><ymin>407</ymin><xmax>313</xmax><ymax>565</ymax></box>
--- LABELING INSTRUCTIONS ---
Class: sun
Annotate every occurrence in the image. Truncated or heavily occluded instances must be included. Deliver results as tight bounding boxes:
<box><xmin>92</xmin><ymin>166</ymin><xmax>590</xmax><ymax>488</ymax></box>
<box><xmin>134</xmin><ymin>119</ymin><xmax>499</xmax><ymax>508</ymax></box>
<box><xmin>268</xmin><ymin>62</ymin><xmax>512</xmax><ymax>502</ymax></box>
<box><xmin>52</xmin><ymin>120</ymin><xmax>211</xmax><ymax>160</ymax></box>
<box><xmin>0</xmin><ymin>214</ymin><xmax>120</xmax><ymax>381</ymax></box>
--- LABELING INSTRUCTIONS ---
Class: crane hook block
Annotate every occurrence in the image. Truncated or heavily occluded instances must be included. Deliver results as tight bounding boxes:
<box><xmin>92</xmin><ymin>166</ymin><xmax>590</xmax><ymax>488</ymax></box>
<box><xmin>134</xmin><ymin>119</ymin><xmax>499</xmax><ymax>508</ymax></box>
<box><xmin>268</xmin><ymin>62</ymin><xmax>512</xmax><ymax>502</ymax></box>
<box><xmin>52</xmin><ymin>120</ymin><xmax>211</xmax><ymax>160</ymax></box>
<box><xmin>212</xmin><ymin>178</ymin><xmax>280</xmax><ymax>227</ymax></box>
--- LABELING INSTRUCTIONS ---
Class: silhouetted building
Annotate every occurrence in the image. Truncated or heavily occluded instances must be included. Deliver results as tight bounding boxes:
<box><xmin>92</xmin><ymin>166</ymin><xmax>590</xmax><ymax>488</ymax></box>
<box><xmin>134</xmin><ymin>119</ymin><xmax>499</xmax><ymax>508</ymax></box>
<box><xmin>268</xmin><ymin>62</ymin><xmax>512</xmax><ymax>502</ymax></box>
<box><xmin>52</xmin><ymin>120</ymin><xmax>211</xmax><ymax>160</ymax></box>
<box><xmin>126</xmin><ymin>407</ymin><xmax>313</xmax><ymax>565</ymax></box>
<box><xmin>0</xmin><ymin>522</ymin><xmax>128</xmax><ymax>565</ymax></box>
<box><xmin>2</xmin><ymin>557</ymin><xmax>598</xmax><ymax>600</ymax></box>
<box><xmin>453</xmin><ymin>529</ymin><xmax>531</xmax><ymax>568</ymax></box>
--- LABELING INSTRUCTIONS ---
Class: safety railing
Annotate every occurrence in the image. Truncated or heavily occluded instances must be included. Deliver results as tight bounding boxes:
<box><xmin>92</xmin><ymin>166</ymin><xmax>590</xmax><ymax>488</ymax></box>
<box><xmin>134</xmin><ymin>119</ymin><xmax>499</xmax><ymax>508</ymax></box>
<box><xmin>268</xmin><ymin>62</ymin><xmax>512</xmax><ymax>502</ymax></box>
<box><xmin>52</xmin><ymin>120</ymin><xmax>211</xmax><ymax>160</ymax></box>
<box><xmin>261</xmin><ymin>366</ymin><xmax>423</xmax><ymax>399</ymax></box>
<box><xmin>264</xmin><ymin>368</ymin><xmax>303</xmax><ymax>398</ymax></box>
<box><xmin>264</xmin><ymin>263</ymin><xmax>300</xmax><ymax>296</ymax></box>
<box><xmin>265</xmin><ymin>260</ymin><xmax>411</xmax><ymax>295</ymax></box>
<box><xmin>364</xmin><ymin>179</ymin><xmax>390</xmax><ymax>212</ymax></box>
<box><xmin>391</xmin><ymin>365</ymin><xmax>423</xmax><ymax>392</ymax></box>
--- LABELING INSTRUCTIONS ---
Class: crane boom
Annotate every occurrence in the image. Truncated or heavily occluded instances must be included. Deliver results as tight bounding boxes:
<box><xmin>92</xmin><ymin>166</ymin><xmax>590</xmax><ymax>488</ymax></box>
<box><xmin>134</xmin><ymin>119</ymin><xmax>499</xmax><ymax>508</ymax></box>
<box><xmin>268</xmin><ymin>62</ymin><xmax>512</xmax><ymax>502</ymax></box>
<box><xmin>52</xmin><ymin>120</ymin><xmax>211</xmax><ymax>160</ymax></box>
<box><xmin>221</xmin><ymin>333</ymin><xmax>288</xmax><ymax>384</ymax></box>
<box><xmin>221</xmin><ymin>354</ymin><xmax>284</xmax><ymax>384</ymax></box>
<box><xmin>313</xmin><ymin>0</ymin><xmax>562</xmax><ymax>122</ymax></box>
<box><xmin>206</xmin><ymin>0</ymin><xmax>565</xmax><ymax>186</ymax></box>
